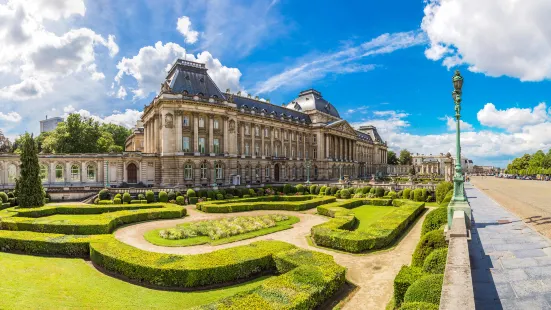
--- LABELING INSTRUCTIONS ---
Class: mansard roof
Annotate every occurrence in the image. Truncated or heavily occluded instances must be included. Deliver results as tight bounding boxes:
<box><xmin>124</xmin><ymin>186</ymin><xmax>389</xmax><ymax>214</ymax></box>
<box><xmin>285</xmin><ymin>89</ymin><xmax>341</xmax><ymax>118</ymax></box>
<box><xmin>233</xmin><ymin>95</ymin><xmax>311</xmax><ymax>124</ymax></box>
<box><xmin>166</xmin><ymin>59</ymin><xmax>226</xmax><ymax>99</ymax></box>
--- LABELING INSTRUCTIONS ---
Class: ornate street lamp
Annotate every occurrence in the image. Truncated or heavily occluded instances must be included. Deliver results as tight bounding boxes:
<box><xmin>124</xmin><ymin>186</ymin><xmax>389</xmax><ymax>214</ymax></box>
<box><xmin>448</xmin><ymin>70</ymin><xmax>471</xmax><ymax>228</ymax></box>
<box><xmin>305</xmin><ymin>159</ymin><xmax>312</xmax><ymax>184</ymax></box>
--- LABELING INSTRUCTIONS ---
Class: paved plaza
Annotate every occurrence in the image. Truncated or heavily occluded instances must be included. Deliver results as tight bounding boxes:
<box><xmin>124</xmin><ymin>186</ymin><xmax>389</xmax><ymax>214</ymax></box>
<box><xmin>469</xmin><ymin>183</ymin><xmax>551</xmax><ymax>309</ymax></box>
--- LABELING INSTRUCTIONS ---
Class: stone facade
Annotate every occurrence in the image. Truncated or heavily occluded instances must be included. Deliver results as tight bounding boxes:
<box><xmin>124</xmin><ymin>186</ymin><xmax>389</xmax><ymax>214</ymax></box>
<box><xmin>0</xmin><ymin>59</ymin><xmax>388</xmax><ymax>189</ymax></box>
<box><xmin>412</xmin><ymin>153</ymin><xmax>454</xmax><ymax>181</ymax></box>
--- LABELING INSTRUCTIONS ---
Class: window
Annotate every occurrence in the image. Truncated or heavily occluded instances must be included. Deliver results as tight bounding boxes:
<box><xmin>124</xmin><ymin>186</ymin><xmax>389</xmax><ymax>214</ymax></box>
<box><xmin>55</xmin><ymin>165</ymin><xmax>63</xmax><ymax>181</ymax></box>
<box><xmin>216</xmin><ymin>163</ymin><xmax>223</xmax><ymax>179</ymax></box>
<box><xmin>183</xmin><ymin>137</ymin><xmax>190</xmax><ymax>152</ymax></box>
<box><xmin>264</xmin><ymin>145</ymin><xmax>269</xmax><ymax>157</ymax></box>
<box><xmin>245</xmin><ymin>142</ymin><xmax>250</xmax><ymax>155</ymax></box>
<box><xmin>245</xmin><ymin>167</ymin><xmax>250</xmax><ymax>178</ymax></box>
<box><xmin>7</xmin><ymin>164</ymin><xmax>16</xmax><ymax>183</ymax></box>
<box><xmin>255</xmin><ymin>167</ymin><xmax>260</xmax><ymax>179</ymax></box>
<box><xmin>282</xmin><ymin>166</ymin><xmax>287</xmax><ymax>178</ymax></box>
<box><xmin>284</xmin><ymin>146</ymin><xmax>288</xmax><ymax>157</ymax></box>
<box><xmin>183</xmin><ymin>116</ymin><xmax>190</xmax><ymax>126</ymax></box>
<box><xmin>87</xmin><ymin>165</ymin><xmax>95</xmax><ymax>181</ymax></box>
<box><xmin>313</xmin><ymin>135</ymin><xmax>317</xmax><ymax>144</ymax></box>
<box><xmin>71</xmin><ymin>165</ymin><xmax>80</xmax><ymax>181</ymax></box>
<box><xmin>285</xmin><ymin>131</ymin><xmax>288</xmax><ymax>139</ymax></box>
<box><xmin>214</xmin><ymin>119</ymin><xmax>219</xmax><ymax>130</ymax></box>
<box><xmin>200</xmin><ymin>163</ymin><xmax>208</xmax><ymax>179</ymax></box>
<box><xmin>245</xmin><ymin>125</ymin><xmax>250</xmax><ymax>135</ymax></box>
<box><xmin>274</xmin><ymin>145</ymin><xmax>278</xmax><ymax>157</ymax></box>
<box><xmin>293</xmin><ymin>166</ymin><xmax>297</xmax><ymax>178</ymax></box>
<box><xmin>199</xmin><ymin>117</ymin><xmax>205</xmax><ymax>128</ymax></box>
<box><xmin>184</xmin><ymin>164</ymin><xmax>193</xmax><ymax>180</ymax></box>
<box><xmin>255</xmin><ymin>145</ymin><xmax>259</xmax><ymax>156</ymax></box>
<box><xmin>40</xmin><ymin>165</ymin><xmax>48</xmax><ymax>182</ymax></box>
<box><xmin>199</xmin><ymin>138</ymin><xmax>206</xmax><ymax>154</ymax></box>
<box><xmin>298</xmin><ymin>150</ymin><xmax>302</xmax><ymax>159</ymax></box>
<box><xmin>265</xmin><ymin>166</ymin><xmax>270</xmax><ymax>179</ymax></box>
<box><xmin>291</xmin><ymin>132</ymin><xmax>294</xmax><ymax>141</ymax></box>
<box><xmin>275</xmin><ymin>130</ymin><xmax>279</xmax><ymax>138</ymax></box>
<box><xmin>213</xmin><ymin>139</ymin><xmax>220</xmax><ymax>153</ymax></box>
<box><xmin>255</xmin><ymin>126</ymin><xmax>259</xmax><ymax>136</ymax></box>
<box><xmin>291</xmin><ymin>148</ymin><xmax>295</xmax><ymax>158</ymax></box>
<box><xmin>264</xmin><ymin>128</ymin><xmax>269</xmax><ymax>137</ymax></box>
<box><xmin>313</xmin><ymin>149</ymin><xmax>317</xmax><ymax>159</ymax></box>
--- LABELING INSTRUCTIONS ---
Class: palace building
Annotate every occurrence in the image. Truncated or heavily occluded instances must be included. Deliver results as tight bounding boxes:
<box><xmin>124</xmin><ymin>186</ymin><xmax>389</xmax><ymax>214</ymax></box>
<box><xmin>0</xmin><ymin>59</ymin><xmax>388</xmax><ymax>189</ymax></box>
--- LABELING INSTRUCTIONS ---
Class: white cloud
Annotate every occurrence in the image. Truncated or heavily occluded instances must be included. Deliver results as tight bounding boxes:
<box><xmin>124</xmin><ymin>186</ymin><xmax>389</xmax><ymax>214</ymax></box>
<box><xmin>440</xmin><ymin>115</ymin><xmax>474</xmax><ymax>131</ymax></box>
<box><xmin>0</xmin><ymin>111</ymin><xmax>22</xmax><ymax>122</ymax></box>
<box><xmin>477</xmin><ymin>102</ymin><xmax>550</xmax><ymax>132</ymax></box>
<box><xmin>254</xmin><ymin>31</ymin><xmax>426</xmax><ymax>94</ymax></box>
<box><xmin>115</xmin><ymin>41</ymin><xmax>242</xmax><ymax>99</ymax></box>
<box><xmin>0</xmin><ymin>0</ymin><xmax>118</xmax><ymax>101</ymax></box>
<box><xmin>176</xmin><ymin>16</ymin><xmax>199</xmax><ymax>44</ymax></box>
<box><xmin>422</xmin><ymin>0</ymin><xmax>551</xmax><ymax>81</ymax></box>
<box><xmin>63</xmin><ymin>105</ymin><xmax>142</xmax><ymax>129</ymax></box>
<box><xmin>116</xmin><ymin>86</ymin><xmax>127</xmax><ymax>99</ymax></box>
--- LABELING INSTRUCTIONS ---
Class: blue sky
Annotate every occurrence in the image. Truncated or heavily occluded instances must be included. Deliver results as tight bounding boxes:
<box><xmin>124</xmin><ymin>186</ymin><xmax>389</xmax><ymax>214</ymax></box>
<box><xmin>1</xmin><ymin>0</ymin><xmax>551</xmax><ymax>167</ymax></box>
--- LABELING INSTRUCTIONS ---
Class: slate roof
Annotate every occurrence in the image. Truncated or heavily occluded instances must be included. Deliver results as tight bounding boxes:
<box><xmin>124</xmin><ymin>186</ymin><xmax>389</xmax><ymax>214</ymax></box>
<box><xmin>166</xmin><ymin>60</ymin><xmax>226</xmax><ymax>99</ymax></box>
<box><xmin>355</xmin><ymin>130</ymin><xmax>374</xmax><ymax>142</ymax></box>
<box><xmin>286</xmin><ymin>89</ymin><xmax>341</xmax><ymax>118</ymax></box>
<box><xmin>233</xmin><ymin>96</ymin><xmax>311</xmax><ymax>124</ymax></box>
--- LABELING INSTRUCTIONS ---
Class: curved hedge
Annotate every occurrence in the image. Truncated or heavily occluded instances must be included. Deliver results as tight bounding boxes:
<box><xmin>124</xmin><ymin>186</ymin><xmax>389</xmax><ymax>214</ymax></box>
<box><xmin>0</xmin><ymin>230</ymin><xmax>100</xmax><ymax>257</ymax></box>
<box><xmin>196</xmin><ymin>195</ymin><xmax>336</xmax><ymax>213</ymax></box>
<box><xmin>394</xmin><ymin>265</ymin><xmax>424</xmax><ymax>307</ymax></box>
<box><xmin>8</xmin><ymin>204</ymin><xmax>167</xmax><ymax>218</ymax></box>
<box><xmin>403</xmin><ymin>274</ymin><xmax>444</xmax><ymax>305</ymax></box>
<box><xmin>1</xmin><ymin>205</ymin><xmax>186</xmax><ymax>235</ymax></box>
<box><xmin>422</xmin><ymin>248</ymin><xmax>448</xmax><ymax>274</ymax></box>
<box><xmin>411</xmin><ymin>229</ymin><xmax>446</xmax><ymax>267</ymax></box>
<box><xmin>421</xmin><ymin>207</ymin><xmax>448</xmax><ymax>236</ymax></box>
<box><xmin>311</xmin><ymin>199</ymin><xmax>425</xmax><ymax>253</ymax></box>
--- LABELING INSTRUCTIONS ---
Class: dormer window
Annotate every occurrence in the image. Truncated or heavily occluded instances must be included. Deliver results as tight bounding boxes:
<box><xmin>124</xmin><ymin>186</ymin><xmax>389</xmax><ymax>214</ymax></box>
<box><xmin>212</xmin><ymin>95</ymin><xmax>218</xmax><ymax>98</ymax></box>
<box><xmin>182</xmin><ymin>90</ymin><xmax>189</xmax><ymax>95</ymax></box>
<box><xmin>200</xmin><ymin>78</ymin><xmax>204</xmax><ymax>83</ymax></box>
<box><xmin>198</xmin><ymin>92</ymin><xmax>204</xmax><ymax>96</ymax></box>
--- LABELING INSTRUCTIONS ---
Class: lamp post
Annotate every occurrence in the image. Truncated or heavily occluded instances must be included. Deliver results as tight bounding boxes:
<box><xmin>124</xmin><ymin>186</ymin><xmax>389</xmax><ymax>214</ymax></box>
<box><xmin>305</xmin><ymin>159</ymin><xmax>312</xmax><ymax>184</ymax></box>
<box><xmin>448</xmin><ymin>70</ymin><xmax>471</xmax><ymax>228</ymax></box>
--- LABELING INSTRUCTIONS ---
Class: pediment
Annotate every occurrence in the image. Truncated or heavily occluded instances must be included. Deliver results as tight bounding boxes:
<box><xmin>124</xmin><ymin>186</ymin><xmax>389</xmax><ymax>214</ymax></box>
<box><xmin>327</xmin><ymin>121</ymin><xmax>357</xmax><ymax>136</ymax></box>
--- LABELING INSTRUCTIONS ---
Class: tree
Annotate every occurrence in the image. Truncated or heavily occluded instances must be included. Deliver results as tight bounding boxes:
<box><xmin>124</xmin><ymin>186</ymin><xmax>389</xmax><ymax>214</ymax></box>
<box><xmin>101</xmin><ymin>123</ymin><xmax>132</xmax><ymax>149</ymax></box>
<box><xmin>399</xmin><ymin>149</ymin><xmax>413</xmax><ymax>165</ymax></box>
<box><xmin>0</xmin><ymin>129</ymin><xmax>12</xmax><ymax>152</ymax></box>
<box><xmin>388</xmin><ymin>150</ymin><xmax>399</xmax><ymax>165</ymax></box>
<box><xmin>17</xmin><ymin>133</ymin><xmax>44</xmax><ymax>208</ymax></box>
<box><xmin>529</xmin><ymin>150</ymin><xmax>545</xmax><ymax>169</ymax></box>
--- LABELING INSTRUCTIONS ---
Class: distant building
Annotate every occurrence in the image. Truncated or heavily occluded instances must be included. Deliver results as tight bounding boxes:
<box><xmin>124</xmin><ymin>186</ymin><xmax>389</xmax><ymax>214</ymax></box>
<box><xmin>412</xmin><ymin>153</ymin><xmax>454</xmax><ymax>181</ymax></box>
<box><xmin>473</xmin><ymin>165</ymin><xmax>497</xmax><ymax>175</ymax></box>
<box><xmin>125</xmin><ymin>121</ymin><xmax>144</xmax><ymax>152</ymax></box>
<box><xmin>40</xmin><ymin>116</ymin><xmax>63</xmax><ymax>133</ymax></box>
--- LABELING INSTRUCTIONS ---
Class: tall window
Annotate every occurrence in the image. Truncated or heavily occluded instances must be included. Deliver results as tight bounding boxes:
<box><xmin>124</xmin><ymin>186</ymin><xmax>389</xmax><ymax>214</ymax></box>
<box><xmin>291</xmin><ymin>132</ymin><xmax>294</xmax><ymax>141</ymax></box>
<box><xmin>275</xmin><ymin>130</ymin><xmax>279</xmax><ymax>138</ymax></box>
<box><xmin>274</xmin><ymin>145</ymin><xmax>278</xmax><ymax>157</ymax></box>
<box><xmin>245</xmin><ymin>142</ymin><xmax>250</xmax><ymax>155</ymax></box>
<box><xmin>7</xmin><ymin>164</ymin><xmax>16</xmax><ymax>183</ymax></box>
<box><xmin>291</xmin><ymin>148</ymin><xmax>295</xmax><ymax>158</ymax></box>
<box><xmin>216</xmin><ymin>163</ymin><xmax>223</xmax><ymax>179</ymax></box>
<box><xmin>55</xmin><ymin>165</ymin><xmax>63</xmax><ymax>182</ymax></box>
<box><xmin>298</xmin><ymin>150</ymin><xmax>302</xmax><ymax>159</ymax></box>
<box><xmin>183</xmin><ymin>137</ymin><xmax>190</xmax><ymax>152</ymax></box>
<box><xmin>199</xmin><ymin>138</ymin><xmax>206</xmax><ymax>154</ymax></box>
<box><xmin>39</xmin><ymin>165</ymin><xmax>48</xmax><ymax>182</ymax></box>
<box><xmin>214</xmin><ymin>119</ymin><xmax>219</xmax><ymax>129</ymax></box>
<box><xmin>200</xmin><ymin>163</ymin><xmax>208</xmax><ymax>179</ymax></box>
<box><xmin>282</xmin><ymin>166</ymin><xmax>287</xmax><ymax>178</ymax></box>
<box><xmin>255</xmin><ymin>145</ymin><xmax>259</xmax><ymax>156</ymax></box>
<box><xmin>313</xmin><ymin>148</ymin><xmax>317</xmax><ymax>159</ymax></box>
<box><xmin>183</xmin><ymin>116</ymin><xmax>190</xmax><ymax>126</ymax></box>
<box><xmin>255</xmin><ymin>167</ymin><xmax>260</xmax><ymax>179</ymax></box>
<box><xmin>199</xmin><ymin>117</ymin><xmax>205</xmax><ymax>128</ymax></box>
<box><xmin>293</xmin><ymin>166</ymin><xmax>297</xmax><ymax>178</ymax></box>
<box><xmin>213</xmin><ymin>139</ymin><xmax>220</xmax><ymax>153</ymax></box>
<box><xmin>245</xmin><ymin>166</ymin><xmax>250</xmax><ymax>178</ymax></box>
<box><xmin>245</xmin><ymin>125</ymin><xmax>250</xmax><ymax>135</ymax></box>
<box><xmin>306</xmin><ymin>150</ymin><xmax>309</xmax><ymax>159</ymax></box>
<box><xmin>264</xmin><ymin>145</ymin><xmax>269</xmax><ymax>157</ymax></box>
<box><xmin>265</xmin><ymin>166</ymin><xmax>270</xmax><ymax>179</ymax></box>
<box><xmin>87</xmin><ymin>165</ymin><xmax>95</xmax><ymax>181</ymax></box>
<box><xmin>285</xmin><ymin>131</ymin><xmax>288</xmax><ymax>139</ymax></box>
<box><xmin>71</xmin><ymin>165</ymin><xmax>80</xmax><ymax>181</ymax></box>
<box><xmin>184</xmin><ymin>164</ymin><xmax>193</xmax><ymax>180</ymax></box>
<box><xmin>313</xmin><ymin>135</ymin><xmax>317</xmax><ymax>144</ymax></box>
<box><xmin>284</xmin><ymin>146</ymin><xmax>288</xmax><ymax>157</ymax></box>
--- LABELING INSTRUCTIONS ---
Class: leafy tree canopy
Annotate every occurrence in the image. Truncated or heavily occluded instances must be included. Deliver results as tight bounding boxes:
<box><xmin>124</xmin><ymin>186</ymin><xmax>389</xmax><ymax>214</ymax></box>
<box><xmin>388</xmin><ymin>150</ymin><xmax>399</xmax><ymax>165</ymax></box>
<box><xmin>399</xmin><ymin>149</ymin><xmax>413</xmax><ymax>165</ymax></box>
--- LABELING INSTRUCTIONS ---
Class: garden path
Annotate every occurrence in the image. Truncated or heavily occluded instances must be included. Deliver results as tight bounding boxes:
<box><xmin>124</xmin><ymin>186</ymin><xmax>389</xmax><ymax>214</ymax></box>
<box><xmin>114</xmin><ymin>206</ymin><xmax>430</xmax><ymax>310</ymax></box>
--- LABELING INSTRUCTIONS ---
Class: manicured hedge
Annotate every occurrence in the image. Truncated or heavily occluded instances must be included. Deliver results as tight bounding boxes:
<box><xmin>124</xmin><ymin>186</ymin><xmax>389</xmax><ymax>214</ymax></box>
<box><xmin>1</xmin><ymin>205</ymin><xmax>186</xmax><ymax>235</ymax></box>
<box><xmin>394</xmin><ymin>265</ymin><xmax>425</xmax><ymax>307</ymax></box>
<box><xmin>421</xmin><ymin>207</ymin><xmax>448</xmax><ymax>236</ymax></box>
<box><xmin>98</xmin><ymin>200</ymin><xmax>113</xmax><ymax>205</ymax></box>
<box><xmin>130</xmin><ymin>200</ymin><xmax>148</xmax><ymax>204</ymax></box>
<box><xmin>10</xmin><ymin>204</ymin><xmax>167</xmax><ymax>218</ymax></box>
<box><xmin>1</xmin><ymin>203</ymin><xmax>11</xmax><ymax>210</ymax></box>
<box><xmin>196</xmin><ymin>195</ymin><xmax>336</xmax><ymax>213</ymax></box>
<box><xmin>0</xmin><ymin>230</ymin><xmax>100</xmax><ymax>257</ymax></box>
<box><xmin>311</xmin><ymin>200</ymin><xmax>425</xmax><ymax>253</ymax></box>
<box><xmin>411</xmin><ymin>229</ymin><xmax>446</xmax><ymax>267</ymax></box>
<box><xmin>403</xmin><ymin>274</ymin><xmax>444</xmax><ymax>305</ymax></box>
<box><xmin>423</xmin><ymin>248</ymin><xmax>448</xmax><ymax>274</ymax></box>
<box><xmin>400</xmin><ymin>301</ymin><xmax>439</xmax><ymax>310</ymax></box>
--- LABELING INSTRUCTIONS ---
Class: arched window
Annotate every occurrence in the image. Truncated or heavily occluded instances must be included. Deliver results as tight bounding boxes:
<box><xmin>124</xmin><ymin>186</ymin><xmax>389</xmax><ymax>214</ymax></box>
<box><xmin>184</xmin><ymin>164</ymin><xmax>193</xmax><ymax>180</ymax></box>
<box><xmin>71</xmin><ymin>165</ymin><xmax>80</xmax><ymax>181</ymax></box>
<box><xmin>200</xmin><ymin>163</ymin><xmax>208</xmax><ymax>179</ymax></box>
<box><xmin>199</xmin><ymin>117</ymin><xmax>205</xmax><ymax>128</ymax></box>
<box><xmin>215</xmin><ymin>163</ymin><xmax>223</xmax><ymax>179</ymax></box>
<box><xmin>55</xmin><ymin>165</ymin><xmax>64</xmax><ymax>182</ymax></box>
<box><xmin>87</xmin><ymin>165</ymin><xmax>96</xmax><ymax>181</ymax></box>
<box><xmin>39</xmin><ymin>165</ymin><xmax>48</xmax><ymax>182</ymax></box>
<box><xmin>284</xmin><ymin>146</ymin><xmax>288</xmax><ymax>157</ymax></box>
<box><xmin>7</xmin><ymin>164</ymin><xmax>16</xmax><ymax>183</ymax></box>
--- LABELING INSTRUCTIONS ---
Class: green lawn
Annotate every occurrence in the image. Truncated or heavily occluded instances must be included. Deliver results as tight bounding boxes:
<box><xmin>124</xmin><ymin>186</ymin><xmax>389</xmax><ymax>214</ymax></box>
<box><xmin>144</xmin><ymin>216</ymin><xmax>300</xmax><ymax>247</ymax></box>
<box><xmin>351</xmin><ymin>206</ymin><xmax>396</xmax><ymax>232</ymax></box>
<box><xmin>0</xmin><ymin>252</ymin><xmax>270</xmax><ymax>309</ymax></box>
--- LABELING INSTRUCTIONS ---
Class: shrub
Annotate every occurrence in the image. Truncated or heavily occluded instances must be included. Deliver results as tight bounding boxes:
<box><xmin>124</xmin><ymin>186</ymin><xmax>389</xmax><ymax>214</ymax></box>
<box><xmin>158</xmin><ymin>191</ymin><xmax>168</xmax><ymax>203</ymax></box>
<box><xmin>145</xmin><ymin>190</ymin><xmax>155</xmax><ymax>203</ymax></box>
<box><xmin>349</xmin><ymin>188</ymin><xmax>355</xmax><ymax>194</ymax></box>
<box><xmin>168</xmin><ymin>192</ymin><xmax>176</xmax><ymax>201</ymax></box>
<box><xmin>403</xmin><ymin>189</ymin><xmax>411</xmax><ymax>200</ymax></box>
<box><xmin>207</xmin><ymin>191</ymin><xmax>215</xmax><ymax>200</ymax></box>
<box><xmin>114</xmin><ymin>193</ymin><xmax>122</xmax><ymax>200</ymax></box>
<box><xmin>0</xmin><ymin>192</ymin><xmax>7</xmax><ymax>203</ymax></box>
<box><xmin>400</xmin><ymin>302</ymin><xmax>439</xmax><ymax>310</ymax></box>
<box><xmin>99</xmin><ymin>189</ymin><xmax>111</xmax><ymax>200</ymax></box>
<box><xmin>17</xmin><ymin>133</ymin><xmax>44</xmax><ymax>208</ymax></box>
<box><xmin>369</xmin><ymin>187</ymin><xmax>376</xmax><ymax>194</ymax></box>
<box><xmin>340</xmin><ymin>189</ymin><xmax>351</xmax><ymax>199</ymax></box>
<box><xmin>243</xmin><ymin>195</ymin><xmax>251</xmax><ymax>198</ymax></box>
<box><xmin>186</xmin><ymin>189</ymin><xmax>196</xmax><ymax>197</ymax></box>
<box><xmin>375</xmin><ymin>187</ymin><xmax>385</xmax><ymax>197</ymax></box>
<box><xmin>113</xmin><ymin>198</ymin><xmax>122</xmax><ymax>204</ymax></box>
<box><xmin>7</xmin><ymin>192</ymin><xmax>14</xmax><ymax>198</ymax></box>
<box><xmin>441</xmin><ymin>190</ymin><xmax>453</xmax><ymax>206</ymax></box>
<box><xmin>335</xmin><ymin>190</ymin><xmax>341</xmax><ymax>199</ymax></box>
<box><xmin>435</xmin><ymin>182</ymin><xmax>453</xmax><ymax>204</ymax></box>
<box><xmin>310</xmin><ymin>185</ymin><xmax>318</xmax><ymax>195</ymax></box>
<box><xmin>197</xmin><ymin>196</ymin><xmax>336</xmax><ymax>213</ymax></box>
<box><xmin>412</xmin><ymin>229</ymin><xmax>447</xmax><ymax>267</ymax></box>
<box><xmin>403</xmin><ymin>274</ymin><xmax>444</xmax><ymax>305</ymax></box>
<box><xmin>98</xmin><ymin>200</ymin><xmax>114</xmax><ymax>205</ymax></box>
<box><xmin>122</xmin><ymin>192</ymin><xmax>131</xmax><ymax>204</ymax></box>
<box><xmin>256</xmin><ymin>188</ymin><xmax>264</xmax><ymax>196</ymax></box>
<box><xmin>249</xmin><ymin>189</ymin><xmax>256</xmax><ymax>197</ymax></box>
<box><xmin>189</xmin><ymin>197</ymin><xmax>198</xmax><ymax>204</ymax></box>
<box><xmin>409</xmin><ymin>190</ymin><xmax>415</xmax><ymax>200</ymax></box>
<box><xmin>423</xmin><ymin>248</ymin><xmax>448</xmax><ymax>274</ymax></box>
<box><xmin>413</xmin><ymin>189</ymin><xmax>424</xmax><ymax>202</ymax></box>
<box><xmin>225</xmin><ymin>194</ymin><xmax>233</xmax><ymax>199</ymax></box>
<box><xmin>388</xmin><ymin>191</ymin><xmax>397</xmax><ymax>199</ymax></box>
<box><xmin>364</xmin><ymin>187</ymin><xmax>372</xmax><ymax>194</ymax></box>
<box><xmin>176</xmin><ymin>196</ymin><xmax>185</xmax><ymax>205</ymax></box>
<box><xmin>130</xmin><ymin>200</ymin><xmax>148</xmax><ymax>204</ymax></box>
<box><xmin>94</xmin><ymin>198</ymin><xmax>99</xmax><ymax>204</ymax></box>
<box><xmin>138</xmin><ymin>194</ymin><xmax>145</xmax><ymax>200</ymax></box>
<box><xmin>422</xmin><ymin>207</ymin><xmax>448</xmax><ymax>236</ymax></box>
<box><xmin>320</xmin><ymin>186</ymin><xmax>327</xmax><ymax>195</ymax></box>
<box><xmin>384</xmin><ymin>190</ymin><xmax>389</xmax><ymax>196</ymax></box>
<box><xmin>421</xmin><ymin>189</ymin><xmax>428</xmax><ymax>201</ymax></box>
<box><xmin>283</xmin><ymin>184</ymin><xmax>292</xmax><ymax>195</ymax></box>
<box><xmin>330</xmin><ymin>186</ymin><xmax>338</xmax><ymax>195</ymax></box>
<box><xmin>216</xmin><ymin>194</ymin><xmax>224</xmax><ymax>200</ymax></box>
<box><xmin>394</xmin><ymin>265</ymin><xmax>424</xmax><ymax>307</ymax></box>
<box><xmin>296</xmin><ymin>184</ymin><xmax>304</xmax><ymax>194</ymax></box>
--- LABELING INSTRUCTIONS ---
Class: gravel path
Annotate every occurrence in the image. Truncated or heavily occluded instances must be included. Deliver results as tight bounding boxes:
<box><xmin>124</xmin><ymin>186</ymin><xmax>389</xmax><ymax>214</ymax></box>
<box><xmin>114</xmin><ymin>206</ymin><xmax>430</xmax><ymax>310</ymax></box>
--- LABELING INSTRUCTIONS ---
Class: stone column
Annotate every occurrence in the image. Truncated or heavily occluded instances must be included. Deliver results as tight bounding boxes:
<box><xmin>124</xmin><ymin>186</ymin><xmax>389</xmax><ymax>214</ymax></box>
<box><xmin>209</xmin><ymin>115</ymin><xmax>214</xmax><ymax>155</ymax></box>
<box><xmin>270</xmin><ymin>127</ymin><xmax>274</xmax><ymax>157</ymax></box>
<box><xmin>325</xmin><ymin>134</ymin><xmax>330</xmax><ymax>159</ymax></box>
<box><xmin>176</xmin><ymin>114</ymin><xmax>182</xmax><ymax>152</ymax></box>
<box><xmin>240</xmin><ymin>123</ymin><xmax>245</xmax><ymax>156</ymax></box>
<box><xmin>223</xmin><ymin>117</ymin><xmax>229</xmax><ymax>154</ymax></box>
<box><xmin>81</xmin><ymin>162</ymin><xmax>86</xmax><ymax>183</ymax></box>
<box><xmin>193</xmin><ymin>114</ymin><xmax>199</xmax><ymax>155</ymax></box>
<box><xmin>251</xmin><ymin>123</ymin><xmax>256</xmax><ymax>158</ymax></box>
<box><xmin>261</xmin><ymin>125</ymin><xmax>265</xmax><ymax>158</ymax></box>
<box><xmin>296</xmin><ymin>131</ymin><xmax>300</xmax><ymax>159</ymax></box>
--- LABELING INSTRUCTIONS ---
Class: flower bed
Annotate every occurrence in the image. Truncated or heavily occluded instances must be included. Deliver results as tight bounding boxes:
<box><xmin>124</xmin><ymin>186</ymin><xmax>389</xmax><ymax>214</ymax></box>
<box><xmin>311</xmin><ymin>199</ymin><xmax>425</xmax><ymax>253</ymax></box>
<box><xmin>196</xmin><ymin>195</ymin><xmax>336</xmax><ymax>213</ymax></box>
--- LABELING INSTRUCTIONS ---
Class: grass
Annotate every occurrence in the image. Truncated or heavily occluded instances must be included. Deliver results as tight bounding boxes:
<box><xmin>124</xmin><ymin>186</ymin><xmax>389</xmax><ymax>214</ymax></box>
<box><xmin>0</xmin><ymin>251</ymin><xmax>270</xmax><ymax>309</ymax></box>
<box><xmin>351</xmin><ymin>206</ymin><xmax>396</xmax><ymax>232</ymax></box>
<box><xmin>144</xmin><ymin>216</ymin><xmax>300</xmax><ymax>247</ymax></box>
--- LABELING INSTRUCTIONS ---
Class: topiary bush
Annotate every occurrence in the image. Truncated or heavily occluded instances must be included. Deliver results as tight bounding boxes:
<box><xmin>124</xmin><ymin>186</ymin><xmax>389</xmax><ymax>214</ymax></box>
<box><xmin>330</xmin><ymin>186</ymin><xmax>338</xmax><ymax>195</ymax></box>
<box><xmin>413</xmin><ymin>189</ymin><xmax>424</xmax><ymax>202</ymax></box>
<box><xmin>283</xmin><ymin>184</ymin><xmax>292</xmax><ymax>195</ymax></box>
<box><xmin>176</xmin><ymin>196</ymin><xmax>185</xmax><ymax>205</ymax></box>
<box><xmin>145</xmin><ymin>190</ymin><xmax>155</xmax><ymax>203</ymax></box>
<box><xmin>435</xmin><ymin>181</ymin><xmax>453</xmax><ymax>204</ymax></box>
<box><xmin>421</xmin><ymin>207</ymin><xmax>448</xmax><ymax>236</ymax></box>
<box><xmin>310</xmin><ymin>185</ymin><xmax>318</xmax><ymax>195</ymax></box>
<box><xmin>335</xmin><ymin>190</ymin><xmax>341</xmax><ymax>199</ymax></box>
<box><xmin>409</xmin><ymin>190</ymin><xmax>415</xmax><ymax>200</ymax></box>
<box><xmin>113</xmin><ymin>198</ymin><xmax>122</xmax><ymax>204</ymax></box>
<box><xmin>158</xmin><ymin>191</ymin><xmax>168</xmax><ymax>203</ymax></box>
<box><xmin>394</xmin><ymin>265</ymin><xmax>425</xmax><ymax>307</ymax></box>
<box><xmin>340</xmin><ymin>189</ymin><xmax>351</xmax><ymax>199</ymax></box>
<box><xmin>388</xmin><ymin>191</ymin><xmax>397</xmax><ymax>199</ymax></box>
<box><xmin>375</xmin><ymin>187</ymin><xmax>385</xmax><ymax>197</ymax></box>
<box><xmin>320</xmin><ymin>186</ymin><xmax>327</xmax><ymax>195</ymax></box>
<box><xmin>99</xmin><ymin>189</ymin><xmax>111</xmax><ymax>200</ymax></box>
<box><xmin>412</xmin><ymin>229</ymin><xmax>447</xmax><ymax>267</ymax></box>
<box><xmin>423</xmin><ymin>248</ymin><xmax>448</xmax><ymax>274</ymax></box>
<box><xmin>400</xmin><ymin>301</ymin><xmax>439</xmax><ymax>310</ymax></box>
<box><xmin>168</xmin><ymin>192</ymin><xmax>176</xmax><ymax>201</ymax></box>
<box><xmin>403</xmin><ymin>188</ymin><xmax>411</xmax><ymax>200</ymax></box>
<box><xmin>295</xmin><ymin>184</ymin><xmax>304</xmax><ymax>194</ymax></box>
<box><xmin>122</xmin><ymin>192</ymin><xmax>131</xmax><ymax>204</ymax></box>
<box><xmin>403</xmin><ymin>274</ymin><xmax>444</xmax><ymax>305</ymax></box>
<box><xmin>114</xmin><ymin>193</ymin><xmax>122</xmax><ymax>200</ymax></box>
<box><xmin>187</xmin><ymin>189</ymin><xmax>196</xmax><ymax>198</ymax></box>
<box><xmin>0</xmin><ymin>192</ymin><xmax>8</xmax><ymax>203</ymax></box>
<box><xmin>138</xmin><ymin>194</ymin><xmax>145</xmax><ymax>200</ymax></box>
